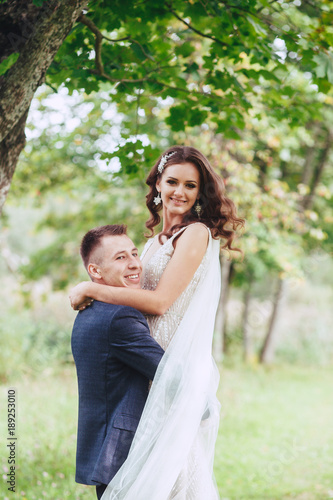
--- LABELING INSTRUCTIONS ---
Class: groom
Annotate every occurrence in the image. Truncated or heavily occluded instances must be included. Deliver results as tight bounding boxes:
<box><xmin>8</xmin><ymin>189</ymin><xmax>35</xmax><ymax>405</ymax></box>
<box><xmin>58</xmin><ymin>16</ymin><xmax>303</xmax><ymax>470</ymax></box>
<box><xmin>71</xmin><ymin>224</ymin><xmax>164</xmax><ymax>499</ymax></box>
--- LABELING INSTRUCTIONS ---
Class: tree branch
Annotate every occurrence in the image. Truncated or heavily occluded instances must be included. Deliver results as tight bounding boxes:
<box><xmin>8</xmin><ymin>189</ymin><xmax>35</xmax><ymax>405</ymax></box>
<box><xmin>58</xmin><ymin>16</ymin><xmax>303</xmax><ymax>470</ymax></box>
<box><xmin>78</xmin><ymin>13</ymin><xmax>130</xmax><ymax>76</ymax></box>
<box><xmin>78</xmin><ymin>14</ymin><xmax>130</xmax><ymax>43</ymax></box>
<box><xmin>78</xmin><ymin>13</ymin><xmax>155</xmax><ymax>79</ymax></box>
<box><xmin>198</xmin><ymin>0</ymin><xmax>215</xmax><ymax>18</ymax></box>
<box><xmin>130</xmin><ymin>38</ymin><xmax>155</xmax><ymax>61</ymax></box>
<box><xmin>88</xmin><ymin>69</ymin><xmax>151</xmax><ymax>83</ymax></box>
<box><xmin>165</xmin><ymin>2</ymin><xmax>228</xmax><ymax>48</ymax></box>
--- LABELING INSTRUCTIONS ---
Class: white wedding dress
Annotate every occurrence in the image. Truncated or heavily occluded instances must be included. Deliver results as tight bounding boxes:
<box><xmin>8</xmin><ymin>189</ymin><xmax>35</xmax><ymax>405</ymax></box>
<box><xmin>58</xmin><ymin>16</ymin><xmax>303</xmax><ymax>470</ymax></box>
<box><xmin>102</xmin><ymin>224</ymin><xmax>221</xmax><ymax>500</ymax></box>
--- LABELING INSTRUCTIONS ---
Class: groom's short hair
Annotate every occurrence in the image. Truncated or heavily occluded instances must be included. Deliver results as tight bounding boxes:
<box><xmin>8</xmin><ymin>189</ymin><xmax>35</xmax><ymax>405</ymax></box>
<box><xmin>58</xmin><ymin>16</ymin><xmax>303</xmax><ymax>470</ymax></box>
<box><xmin>80</xmin><ymin>224</ymin><xmax>127</xmax><ymax>268</ymax></box>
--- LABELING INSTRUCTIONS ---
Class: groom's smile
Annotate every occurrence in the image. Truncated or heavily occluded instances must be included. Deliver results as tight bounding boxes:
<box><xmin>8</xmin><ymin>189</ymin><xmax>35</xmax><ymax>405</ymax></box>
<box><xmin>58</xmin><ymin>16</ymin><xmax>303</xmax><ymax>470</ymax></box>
<box><xmin>87</xmin><ymin>234</ymin><xmax>142</xmax><ymax>289</ymax></box>
<box><xmin>123</xmin><ymin>272</ymin><xmax>140</xmax><ymax>285</ymax></box>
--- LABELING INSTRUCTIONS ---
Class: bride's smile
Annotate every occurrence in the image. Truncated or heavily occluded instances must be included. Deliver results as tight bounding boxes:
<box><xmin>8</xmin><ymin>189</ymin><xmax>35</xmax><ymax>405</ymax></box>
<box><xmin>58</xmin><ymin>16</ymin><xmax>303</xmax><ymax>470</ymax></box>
<box><xmin>156</xmin><ymin>162</ymin><xmax>200</xmax><ymax>222</ymax></box>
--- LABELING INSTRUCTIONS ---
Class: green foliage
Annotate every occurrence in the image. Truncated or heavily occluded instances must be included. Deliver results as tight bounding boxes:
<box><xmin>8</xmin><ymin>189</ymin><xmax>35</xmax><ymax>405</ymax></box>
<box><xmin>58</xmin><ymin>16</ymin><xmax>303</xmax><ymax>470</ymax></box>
<box><xmin>41</xmin><ymin>0</ymin><xmax>333</xmax><ymax>137</ymax></box>
<box><xmin>0</xmin><ymin>52</ymin><xmax>19</xmax><ymax>75</ymax></box>
<box><xmin>6</xmin><ymin>70</ymin><xmax>332</xmax><ymax>291</ymax></box>
<box><xmin>313</xmin><ymin>53</ymin><xmax>333</xmax><ymax>82</ymax></box>
<box><xmin>220</xmin><ymin>258</ymin><xmax>333</xmax><ymax>366</ymax></box>
<box><xmin>0</xmin><ymin>310</ymin><xmax>72</xmax><ymax>381</ymax></box>
<box><xmin>5</xmin><ymin>88</ymin><xmax>157</xmax><ymax>286</ymax></box>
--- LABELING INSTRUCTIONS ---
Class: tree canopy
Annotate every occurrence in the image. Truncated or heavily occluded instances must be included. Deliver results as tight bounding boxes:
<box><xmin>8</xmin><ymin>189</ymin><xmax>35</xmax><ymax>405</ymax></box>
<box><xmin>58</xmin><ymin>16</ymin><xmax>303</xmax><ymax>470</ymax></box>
<box><xmin>0</xmin><ymin>0</ymin><xmax>333</xmax><ymax>211</ymax></box>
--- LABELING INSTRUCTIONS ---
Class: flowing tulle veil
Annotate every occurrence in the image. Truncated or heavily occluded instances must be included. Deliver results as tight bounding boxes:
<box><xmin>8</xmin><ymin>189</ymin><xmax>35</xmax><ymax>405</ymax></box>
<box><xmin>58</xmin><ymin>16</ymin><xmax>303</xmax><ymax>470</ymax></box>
<box><xmin>102</xmin><ymin>229</ymin><xmax>221</xmax><ymax>500</ymax></box>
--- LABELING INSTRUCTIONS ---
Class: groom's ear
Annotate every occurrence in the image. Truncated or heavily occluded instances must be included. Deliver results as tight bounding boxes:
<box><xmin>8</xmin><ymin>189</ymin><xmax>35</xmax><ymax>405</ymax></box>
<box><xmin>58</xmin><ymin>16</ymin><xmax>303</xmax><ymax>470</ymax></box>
<box><xmin>87</xmin><ymin>262</ymin><xmax>102</xmax><ymax>281</ymax></box>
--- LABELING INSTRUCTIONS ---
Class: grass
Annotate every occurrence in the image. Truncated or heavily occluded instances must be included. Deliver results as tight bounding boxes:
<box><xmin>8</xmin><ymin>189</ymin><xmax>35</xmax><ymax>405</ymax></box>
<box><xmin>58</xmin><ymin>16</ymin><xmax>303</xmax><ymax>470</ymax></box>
<box><xmin>1</xmin><ymin>368</ymin><xmax>91</xmax><ymax>500</ymax></box>
<box><xmin>1</xmin><ymin>363</ymin><xmax>332</xmax><ymax>500</ymax></box>
<box><xmin>215</xmin><ymin>364</ymin><xmax>333</xmax><ymax>500</ymax></box>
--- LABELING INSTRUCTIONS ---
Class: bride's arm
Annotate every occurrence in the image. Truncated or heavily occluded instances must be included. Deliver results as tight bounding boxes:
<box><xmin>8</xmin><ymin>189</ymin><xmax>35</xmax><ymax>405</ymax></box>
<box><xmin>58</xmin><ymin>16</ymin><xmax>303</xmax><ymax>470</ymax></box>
<box><xmin>70</xmin><ymin>224</ymin><xmax>209</xmax><ymax>315</ymax></box>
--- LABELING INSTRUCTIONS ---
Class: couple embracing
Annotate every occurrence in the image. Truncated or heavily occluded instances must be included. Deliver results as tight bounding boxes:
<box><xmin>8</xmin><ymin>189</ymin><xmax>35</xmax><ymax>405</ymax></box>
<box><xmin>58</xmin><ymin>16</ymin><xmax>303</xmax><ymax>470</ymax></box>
<box><xmin>70</xmin><ymin>146</ymin><xmax>244</xmax><ymax>500</ymax></box>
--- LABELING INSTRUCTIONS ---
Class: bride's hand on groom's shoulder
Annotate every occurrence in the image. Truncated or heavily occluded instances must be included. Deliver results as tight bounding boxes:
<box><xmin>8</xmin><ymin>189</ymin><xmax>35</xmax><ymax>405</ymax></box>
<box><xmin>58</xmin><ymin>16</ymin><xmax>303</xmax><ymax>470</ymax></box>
<box><xmin>69</xmin><ymin>282</ymin><xmax>93</xmax><ymax>311</ymax></box>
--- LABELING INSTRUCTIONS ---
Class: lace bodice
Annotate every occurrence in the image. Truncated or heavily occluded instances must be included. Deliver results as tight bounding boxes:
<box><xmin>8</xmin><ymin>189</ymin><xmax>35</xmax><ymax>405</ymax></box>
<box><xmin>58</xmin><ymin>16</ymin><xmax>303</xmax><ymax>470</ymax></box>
<box><xmin>140</xmin><ymin>225</ymin><xmax>210</xmax><ymax>350</ymax></box>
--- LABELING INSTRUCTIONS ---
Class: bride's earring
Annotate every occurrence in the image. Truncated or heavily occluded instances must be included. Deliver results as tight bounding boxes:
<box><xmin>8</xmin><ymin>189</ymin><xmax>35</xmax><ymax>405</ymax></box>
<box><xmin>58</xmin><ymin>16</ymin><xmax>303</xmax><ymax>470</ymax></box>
<box><xmin>154</xmin><ymin>192</ymin><xmax>162</xmax><ymax>206</ymax></box>
<box><xmin>194</xmin><ymin>201</ymin><xmax>202</xmax><ymax>218</ymax></box>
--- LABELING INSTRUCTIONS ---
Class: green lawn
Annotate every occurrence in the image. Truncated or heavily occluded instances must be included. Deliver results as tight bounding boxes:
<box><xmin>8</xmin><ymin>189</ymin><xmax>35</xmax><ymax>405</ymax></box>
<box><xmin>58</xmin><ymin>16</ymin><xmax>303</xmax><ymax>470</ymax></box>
<box><xmin>216</xmin><ymin>365</ymin><xmax>333</xmax><ymax>500</ymax></box>
<box><xmin>1</xmin><ymin>364</ymin><xmax>332</xmax><ymax>499</ymax></box>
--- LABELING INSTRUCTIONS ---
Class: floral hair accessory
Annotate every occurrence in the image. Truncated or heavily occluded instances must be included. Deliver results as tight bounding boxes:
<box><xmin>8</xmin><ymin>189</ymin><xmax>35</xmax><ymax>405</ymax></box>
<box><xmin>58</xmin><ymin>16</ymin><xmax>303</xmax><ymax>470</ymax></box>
<box><xmin>157</xmin><ymin>151</ymin><xmax>176</xmax><ymax>174</ymax></box>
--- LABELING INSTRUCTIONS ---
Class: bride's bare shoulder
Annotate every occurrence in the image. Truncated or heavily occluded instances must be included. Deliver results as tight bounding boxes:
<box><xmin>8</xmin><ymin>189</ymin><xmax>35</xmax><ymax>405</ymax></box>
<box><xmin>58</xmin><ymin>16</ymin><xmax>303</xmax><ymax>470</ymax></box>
<box><xmin>182</xmin><ymin>222</ymin><xmax>209</xmax><ymax>238</ymax></box>
<box><xmin>174</xmin><ymin>223</ymin><xmax>209</xmax><ymax>250</ymax></box>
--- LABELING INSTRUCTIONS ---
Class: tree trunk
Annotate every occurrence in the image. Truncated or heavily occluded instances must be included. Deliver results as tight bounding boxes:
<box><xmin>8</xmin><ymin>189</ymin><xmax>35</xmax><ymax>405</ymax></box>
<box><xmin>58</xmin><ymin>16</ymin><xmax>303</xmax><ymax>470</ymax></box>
<box><xmin>301</xmin><ymin>145</ymin><xmax>316</xmax><ymax>186</ymax></box>
<box><xmin>301</xmin><ymin>121</ymin><xmax>321</xmax><ymax>186</ymax></box>
<box><xmin>0</xmin><ymin>0</ymin><xmax>88</xmax><ymax>214</ymax></box>
<box><xmin>0</xmin><ymin>108</ymin><xmax>29</xmax><ymax>210</ymax></box>
<box><xmin>259</xmin><ymin>277</ymin><xmax>286</xmax><ymax>364</ymax></box>
<box><xmin>213</xmin><ymin>254</ymin><xmax>232</xmax><ymax>361</ymax></box>
<box><xmin>242</xmin><ymin>278</ymin><xmax>253</xmax><ymax>363</ymax></box>
<box><xmin>302</xmin><ymin>129</ymin><xmax>331</xmax><ymax>210</ymax></box>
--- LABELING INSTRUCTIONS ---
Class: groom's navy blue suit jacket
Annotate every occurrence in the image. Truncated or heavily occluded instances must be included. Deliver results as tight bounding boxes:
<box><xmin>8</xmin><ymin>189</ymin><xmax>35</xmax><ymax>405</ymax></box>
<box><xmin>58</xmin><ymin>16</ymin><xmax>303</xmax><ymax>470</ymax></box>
<box><xmin>71</xmin><ymin>300</ymin><xmax>164</xmax><ymax>486</ymax></box>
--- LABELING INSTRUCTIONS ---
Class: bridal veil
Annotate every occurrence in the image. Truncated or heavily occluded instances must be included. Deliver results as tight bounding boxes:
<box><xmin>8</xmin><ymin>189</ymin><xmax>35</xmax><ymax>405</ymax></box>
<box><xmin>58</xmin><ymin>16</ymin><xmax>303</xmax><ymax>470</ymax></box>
<box><xmin>102</xmin><ymin>230</ymin><xmax>221</xmax><ymax>500</ymax></box>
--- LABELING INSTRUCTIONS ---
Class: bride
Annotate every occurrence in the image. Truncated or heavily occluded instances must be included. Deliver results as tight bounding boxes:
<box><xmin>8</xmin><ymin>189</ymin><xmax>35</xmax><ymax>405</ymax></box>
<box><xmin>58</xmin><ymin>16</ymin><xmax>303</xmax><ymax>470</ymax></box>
<box><xmin>70</xmin><ymin>145</ymin><xmax>244</xmax><ymax>499</ymax></box>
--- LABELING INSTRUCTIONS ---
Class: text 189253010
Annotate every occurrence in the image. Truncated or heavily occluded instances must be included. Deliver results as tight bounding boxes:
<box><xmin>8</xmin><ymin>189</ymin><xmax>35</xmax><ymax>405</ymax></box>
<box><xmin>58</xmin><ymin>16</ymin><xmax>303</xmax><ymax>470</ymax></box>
<box><xmin>7</xmin><ymin>388</ymin><xmax>17</xmax><ymax>493</ymax></box>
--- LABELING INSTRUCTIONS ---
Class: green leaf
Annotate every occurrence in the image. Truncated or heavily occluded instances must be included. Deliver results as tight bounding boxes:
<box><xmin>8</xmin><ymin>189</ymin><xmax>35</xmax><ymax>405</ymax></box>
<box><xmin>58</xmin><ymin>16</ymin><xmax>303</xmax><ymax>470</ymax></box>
<box><xmin>187</xmin><ymin>107</ymin><xmax>208</xmax><ymax>127</ymax></box>
<box><xmin>259</xmin><ymin>70</ymin><xmax>280</xmax><ymax>83</ymax></box>
<box><xmin>166</xmin><ymin>104</ymin><xmax>188</xmax><ymax>131</ymax></box>
<box><xmin>0</xmin><ymin>52</ymin><xmax>19</xmax><ymax>76</ymax></box>
<box><xmin>175</xmin><ymin>42</ymin><xmax>194</xmax><ymax>58</ymax></box>
<box><xmin>313</xmin><ymin>53</ymin><xmax>333</xmax><ymax>83</ymax></box>
<box><xmin>184</xmin><ymin>62</ymin><xmax>199</xmax><ymax>74</ymax></box>
<box><xmin>223</xmin><ymin>127</ymin><xmax>241</xmax><ymax>140</ymax></box>
<box><xmin>246</xmin><ymin>15</ymin><xmax>267</xmax><ymax>36</ymax></box>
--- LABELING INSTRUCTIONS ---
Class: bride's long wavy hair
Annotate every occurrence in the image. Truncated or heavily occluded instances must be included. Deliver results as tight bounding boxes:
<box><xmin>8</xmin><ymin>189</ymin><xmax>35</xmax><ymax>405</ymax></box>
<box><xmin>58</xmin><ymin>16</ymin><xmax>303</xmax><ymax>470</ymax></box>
<box><xmin>145</xmin><ymin>145</ymin><xmax>245</xmax><ymax>251</ymax></box>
